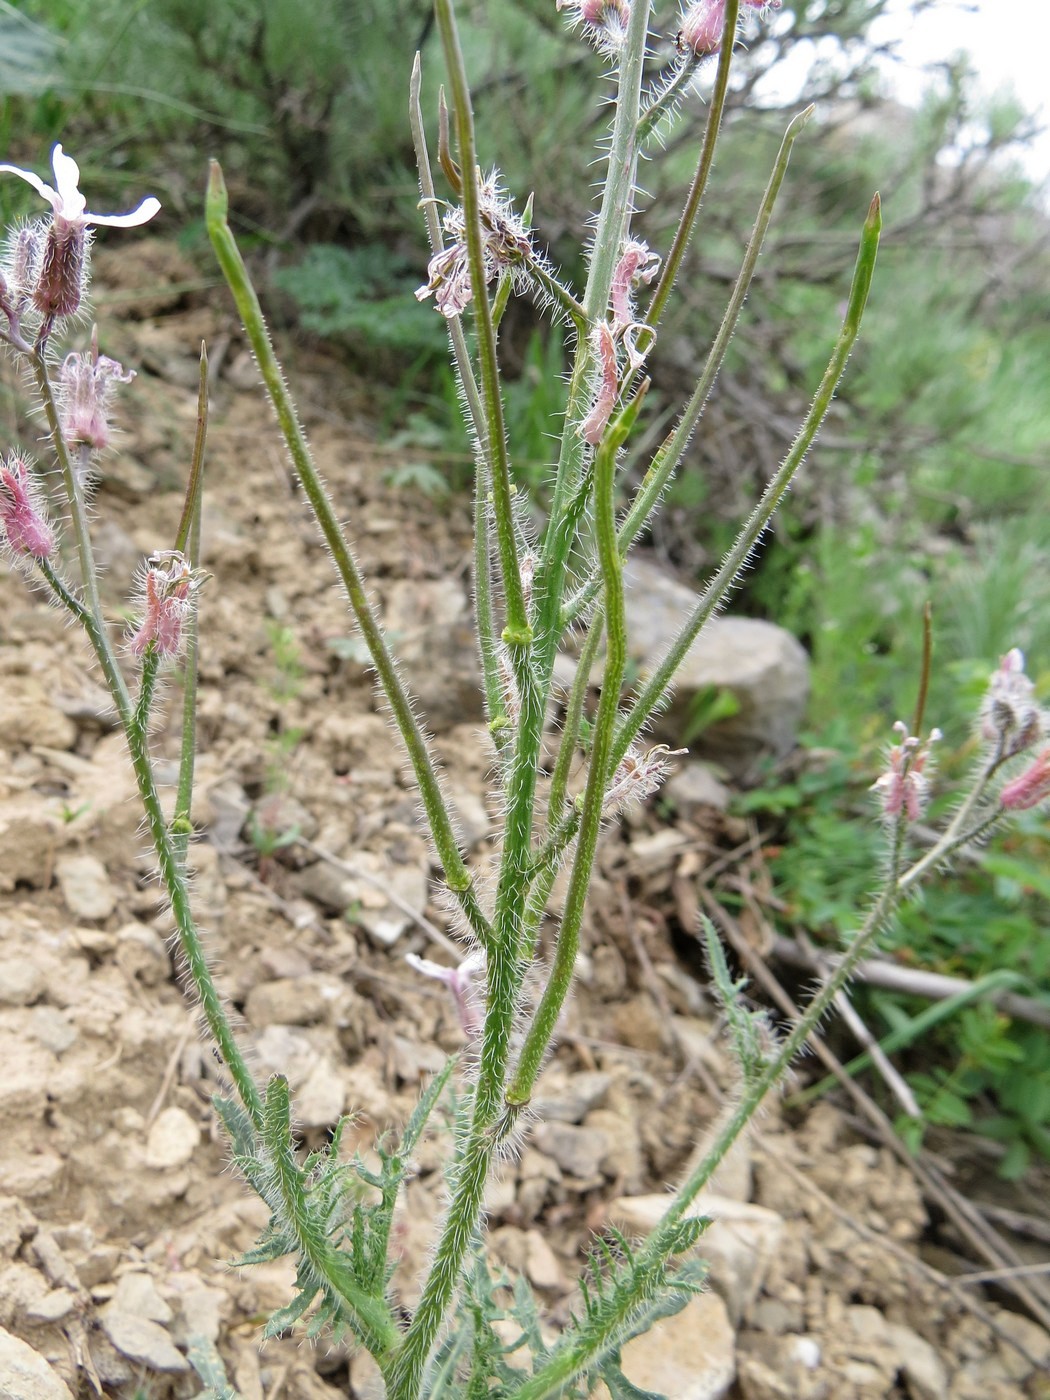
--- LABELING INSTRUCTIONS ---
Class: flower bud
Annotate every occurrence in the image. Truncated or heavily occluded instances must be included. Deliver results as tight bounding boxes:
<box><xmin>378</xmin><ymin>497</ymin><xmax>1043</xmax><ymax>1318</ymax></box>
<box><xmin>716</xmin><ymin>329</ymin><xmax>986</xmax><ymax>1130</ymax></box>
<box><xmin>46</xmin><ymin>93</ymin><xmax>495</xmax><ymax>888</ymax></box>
<box><xmin>610</xmin><ymin>239</ymin><xmax>660</xmax><ymax>333</ymax></box>
<box><xmin>678</xmin><ymin>0</ymin><xmax>779</xmax><ymax>58</ymax></box>
<box><xmin>982</xmin><ymin>648</ymin><xmax>1042</xmax><ymax>757</ymax></box>
<box><xmin>0</xmin><ymin>452</ymin><xmax>54</xmax><ymax>559</ymax></box>
<box><xmin>129</xmin><ymin>551</ymin><xmax>198</xmax><ymax>660</ymax></box>
<box><xmin>1000</xmin><ymin>748</ymin><xmax>1050</xmax><ymax>812</ymax></box>
<box><xmin>559</xmin><ymin>0</ymin><xmax>631</xmax><ymax>52</ymax></box>
<box><xmin>872</xmin><ymin>721</ymin><xmax>941</xmax><ymax>824</ymax></box>
<box><xmin>33</xmin><ymin>219</ymin><xmax>87</xmax><ymax>321</ymax></box>
<box><xmin>59</xmin><ymin>340</ymin><xmax>135</xmax><ymax>453</ymax></box>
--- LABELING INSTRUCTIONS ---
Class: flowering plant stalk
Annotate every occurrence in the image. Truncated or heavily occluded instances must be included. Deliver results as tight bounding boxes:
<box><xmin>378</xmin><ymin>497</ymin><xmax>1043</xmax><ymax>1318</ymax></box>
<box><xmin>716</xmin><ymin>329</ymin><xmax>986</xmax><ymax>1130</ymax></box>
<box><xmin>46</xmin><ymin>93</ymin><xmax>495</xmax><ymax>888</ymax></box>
<box><xmin>2</xmin><ymin>3</ymin><xmax>1048</xmax><ymax>1397</ymax></box>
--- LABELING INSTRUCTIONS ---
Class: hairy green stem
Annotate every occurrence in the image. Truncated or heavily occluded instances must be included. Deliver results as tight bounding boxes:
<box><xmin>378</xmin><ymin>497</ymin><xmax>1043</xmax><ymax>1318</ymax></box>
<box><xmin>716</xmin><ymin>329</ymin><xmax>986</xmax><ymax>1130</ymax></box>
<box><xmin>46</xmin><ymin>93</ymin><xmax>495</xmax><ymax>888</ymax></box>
<box><xmin>613</xmin><ymin>192</ymin><xmax>882</xmax><ymax>768</ymax></box>
<box><xmin>172</xmin><ymin>347</ymin><xmax>208</xmax><ymax>865</ymax></box>
<box><xmin>410</xmin><ymin>51</ymin><xmax>503</xmax><ymax>727</ymax></box>
<box><xmin>206</xmin><ymin>165</ymin><xmax>490</xmax><ymax>950</ymax></box>
<box><xmin>645</xmin><ymin>0</ymin><xmax>740</xmax><ymax>331</ymax></box>
<box><xmin>636</xmin><ymin>53</ymin><xmax>704</xmax><ymax>145</ymax></box>
<box><xmin>507</xmin><ymin>425</ymin><xmax>627</xmax><ymax>1107</ymax></box>
<box><xmin>434</xmin><ymin>0</ymin><xmax>528</xmax><ymax>644</ymax></box>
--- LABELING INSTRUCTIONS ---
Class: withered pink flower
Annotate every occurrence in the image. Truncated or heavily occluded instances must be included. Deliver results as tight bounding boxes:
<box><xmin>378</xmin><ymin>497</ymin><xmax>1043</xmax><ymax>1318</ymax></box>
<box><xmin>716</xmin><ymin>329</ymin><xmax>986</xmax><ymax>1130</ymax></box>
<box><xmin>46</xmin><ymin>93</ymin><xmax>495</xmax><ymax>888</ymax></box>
<box><xmin>678</xmin><ymin>0</ymin><xmax>779</xmax><ymax>58</ymax></box>
<box><xmin>59</xmin><ymin>341</ymin><xmax>135</xmax><ymax>452</ymax></box>
<box><xmin>0</xmin><ymin>145</ymin><xmax>159</xmax><ymax>323</ymax></box>
<box><xmin>416</xmin><ymin>172</ymin><xmax>533</xmax><ymax>319</ymax></box>
<box><xmin>610</xmin><ymin>239</ymin><xmax>660</xmax><ymax>333</ymax></box>
<box><xmin>1001</xmin><ymin>748</ymin><xmax>1050</xmax><ymax>812</ymax></box>
<box><xmin>128</xmin><ymin>551</ymin><xmax>198</xmax><ymax>661</ymax></box>
<box><xmin>405</xmin><ymin>949</ymin><xmax>486</xmax><ymax>1039</ymax></box>
<box><xmin>872</xmin><ymin>721</ymin><xmax>941</xmax><ymax>824</ymax></box>
<box><xmin>604</xmin><ymin>743</ymin><xmax>687</xmax><ymax>814</ymax></box>
<box><xmin>581</xmin><ymin>320</ymin><xmax>619</xmax><ymax>446</ymax></box>
<box><xmin>0</xmin><ymin>452</ymin><xmax>53</xmax><ymax>559</ymax></box>
<box><xmin>981</xmin><ymin>648</ymin><xmax>1042</xmax><ymax>757</ymax></box>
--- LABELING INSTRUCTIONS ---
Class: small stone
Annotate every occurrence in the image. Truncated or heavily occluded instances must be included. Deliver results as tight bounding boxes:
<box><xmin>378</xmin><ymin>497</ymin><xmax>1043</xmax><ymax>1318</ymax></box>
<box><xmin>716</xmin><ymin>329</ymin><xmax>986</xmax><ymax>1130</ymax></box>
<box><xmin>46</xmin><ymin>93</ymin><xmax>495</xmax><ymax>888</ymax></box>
<box><xmin>26</xmin><ymin>1006</ymin><xmax>78</xmax><ymax>1054</ymax></box>
<box><xmin>0</xmin><ymin>1325</ymin><xmax>73</xmax><ymax>1399</ymax></box>
<box><xmin>144</xmin><ymin>1108</ymin><xmax>201</xmax><ymax>1171</ymax></box>
<box><xmin>0</xmin><ymin>956</ymin><xmax>45</xmax><ymax>1007</ymax></box>
<box><xmin>111</xmin><ymin>1271</ymin><xmax>174</xmax><ymax>1326</ymax></box>
<box><xmin>244</xmin><ymin>977</ymin><xmax>329</xmax><ymax>1028</ymax></box>
<box><xmin>100</xmin><ymin>1310</ymin><xmax>187</xmax><ymax>1372</ymax></box>
<box><xmin>992</xmin><ymin>1307</ymin><xmax>1050</xmax><ymax>1381</ymax></box>
<box><xmin>524</xmin><ymin>1230</ymin><xmax>565</xmax><ymax>1291</ymax></box>
<box><xmin>23</xmin><ymin>1288</ymin><xmax>75</xmax><ymax>1323</ymax></box>
<box><xmin>595</xmin><ymin>1292</ymin><xmax>736</xmax><ymax>1400</ymax></box>
<box><xmin>532</xmin><ymin>1122</ymin><xmax>609</xmax><ymax>1180</ymax></box>
<box><xmin>55</xmin><ymin>853</ymin><xmax>116</xmax><ymax>921</ymax></box>
<box><xmin>0</xmin><ymin>1197</ymin><xmax>37</xmax><ymax>1261</ymax></box>
<box><xmin>0</xmin><ymin>807</ymin><xmax>63</xmax><ymax>892</ymax></box>
<box><xmin>0</xmin><ymin>681</ymin><xmax>77</xmax><ymax>751</ymax></box>
<box><xmin>532</xmin><ymin>1070</ymin><xmax>612</xmax><ymax>1124</ymax></box>
<box><xmin>115</xmin><ymin>922</ymin><xmax>170</xmax><ymax>985</ymax></box>
<box><xmin>886</xmin><ymin>1322</ymin><xmax>948</xmax><ymax>1399</ymax></box>
<box><xmin>295</xmin><ymin>1055</ymin><xmax>347</xmax><ymax>1128</ymax></box>
<box><xmin>170</xmin><ymin>1280</ymin><xmax>226</xmax><ymax>1345</ymax></box>
<box><xmin>665</xmin><ymin>763</ymin><xmax>732</xmax><ymax>812</ymax></box>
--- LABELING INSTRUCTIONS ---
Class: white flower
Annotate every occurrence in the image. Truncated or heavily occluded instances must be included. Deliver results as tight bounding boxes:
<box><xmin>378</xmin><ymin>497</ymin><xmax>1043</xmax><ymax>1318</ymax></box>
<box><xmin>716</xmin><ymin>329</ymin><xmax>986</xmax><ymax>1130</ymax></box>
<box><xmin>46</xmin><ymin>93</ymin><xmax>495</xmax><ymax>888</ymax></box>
<box><xmin>0</xmin><ymin>144</ymin><xmax>160</xmax><ymax>231</ymax></box>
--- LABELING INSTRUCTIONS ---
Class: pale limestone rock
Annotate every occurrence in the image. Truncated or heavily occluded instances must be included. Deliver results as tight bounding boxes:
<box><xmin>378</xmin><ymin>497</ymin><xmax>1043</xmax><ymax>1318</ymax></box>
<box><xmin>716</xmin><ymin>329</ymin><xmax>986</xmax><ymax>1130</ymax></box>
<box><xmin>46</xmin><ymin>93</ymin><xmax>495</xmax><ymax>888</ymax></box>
<box><xmin>144</xmin><ymin>1108</ymin><xmax>201</xmax><ymax>1171</ymax></box>
<box><xmin>886</xmin><ymin>1321</ymin><xmax>949</xmax><ymax>1399</ymax></box>
<box><xmin>55</xmin><ymin>853</ymin><xmax>116</xmax><ymax>921</ymax></box>
<box><xmin>595</xmin><ymin>1291</ymin><xmax>736</xmax><ymax>1400</ymax></box>
<box><xmin>100</xmin><ymin>1309</ymin><xmax>188</xmax><ymax>1372</ymax></box>
<box><xmin>0</xmin><ymin>1326</ymin><xmax>73</xmax><ymax>1400</ymax></box>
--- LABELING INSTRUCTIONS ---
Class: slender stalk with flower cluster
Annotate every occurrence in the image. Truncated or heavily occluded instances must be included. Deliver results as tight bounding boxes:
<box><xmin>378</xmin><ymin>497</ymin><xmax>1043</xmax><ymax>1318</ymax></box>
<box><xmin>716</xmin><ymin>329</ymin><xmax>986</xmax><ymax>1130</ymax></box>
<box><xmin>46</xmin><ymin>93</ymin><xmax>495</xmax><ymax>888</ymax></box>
<box><xmin>3</xmin><ymin>2</ymin><xmax>1048</xmax><ymax>1397</ymax></box>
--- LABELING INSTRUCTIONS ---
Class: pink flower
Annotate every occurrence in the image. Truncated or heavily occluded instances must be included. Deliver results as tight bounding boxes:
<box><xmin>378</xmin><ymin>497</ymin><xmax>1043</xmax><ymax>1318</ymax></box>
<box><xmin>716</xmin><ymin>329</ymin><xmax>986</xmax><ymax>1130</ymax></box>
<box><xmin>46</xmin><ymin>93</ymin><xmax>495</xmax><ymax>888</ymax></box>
<box><xmin>0</xmin><ymin>145</ymin><xmax>159</xmax><ymax>324</ymax></box>
<box><xmin>128</xmin><ymin>551</ymin><xmax>198</xmax><ymax>661</ymax></box>
<box><xmin>872</xmin><ymin>721</ymin><xmax>941</xmax><ymax>824</ymax></box>
<box><xmin>982</xmin><ymin>648</ymin><xmax>1042</xmax><ymax>757</ymax></box>
<box><xmin>0</xmin><ymin>453</ymin><xmax>54</xmax><ymax>559</ymax></box>
<box><xmin>559</xmin><ymin>0</ymin><xmax>631</xmax><ymax>53</ymax></box>
<box><xmin>59</xmin><ymin>341</ymin><xmax>135</xmax><ymax>452</ymax></box>
<box><xmin>581</xmin><ymin>320</ymin><xmax>619</xmax><ymax>446</ymax></box>
<box><xmin>405</xmin><ymin>949</ymin><xmax>486</xmax><ymax>1039</ymax></box>
<box><xmin>678</xmin><ymin>0</ymin><xmax>779</xmax><ymax>58</ymax></box>
<box><xmin>1000</xmin><ymin>748</ymin><xmax>1050</xmax><ymax>812</ymax></box>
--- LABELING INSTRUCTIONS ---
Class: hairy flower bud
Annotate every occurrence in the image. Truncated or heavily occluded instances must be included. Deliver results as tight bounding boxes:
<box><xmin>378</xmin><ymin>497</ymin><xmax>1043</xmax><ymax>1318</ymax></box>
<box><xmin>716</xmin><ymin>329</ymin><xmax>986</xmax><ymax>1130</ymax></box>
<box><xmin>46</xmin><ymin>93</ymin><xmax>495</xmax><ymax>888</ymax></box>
<box><xmin>1000</xmin><ymin>748</ymin><xmax>1050</xmax><ymax>812</ymax></box>
<box><xmin>0</xmin><ymin>452</ymin><xmax>54</xmax><ymax>559</ymax></box>
<box><xmin>559</xmin><ymin>0</ymin><xmax>631</xmax><ymax>53</ymax></box>
<box><xmin>678</xmin><ymin>0</ymin><xmax>779</xmax><ymax>58</ymax></box>
<box><xmin>128</xmin><ymin>551</ymin><xmax>199</xmax><ymax>661</ymax></box>
<box><xmin>982</xmin><ymin>648</ymin><xmax>1042</xmax><ymax>757</ymax></box>
<box><xmin>0</xmin><ymin>144</ymin><xmax>159</xmax><ymax>333</ymax></box>
<box><xmin>872</xmin><ymin>721</ymin><xmax>941</xmax><ymax>824</ymax></box>
<box><xmin>59</xmin><ymin>340</ymin><xmax>135</xmax><ymax>452</ymax></box>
